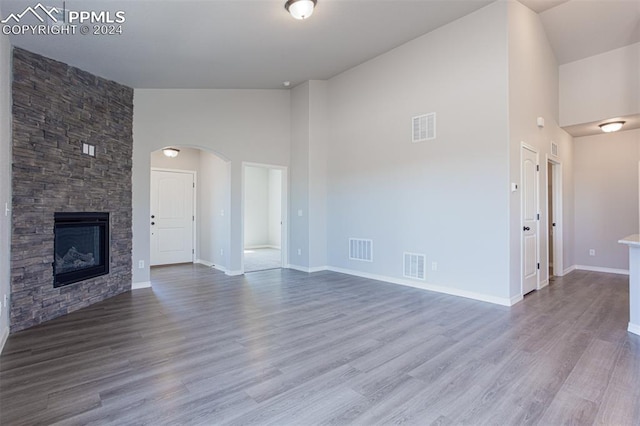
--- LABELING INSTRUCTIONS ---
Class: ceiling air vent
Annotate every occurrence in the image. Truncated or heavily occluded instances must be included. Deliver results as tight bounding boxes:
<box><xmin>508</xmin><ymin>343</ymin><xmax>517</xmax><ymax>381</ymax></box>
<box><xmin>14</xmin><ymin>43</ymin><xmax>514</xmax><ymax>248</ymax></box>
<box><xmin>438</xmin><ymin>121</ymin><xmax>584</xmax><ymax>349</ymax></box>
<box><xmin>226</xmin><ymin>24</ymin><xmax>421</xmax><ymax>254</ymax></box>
<box><xmin>412</xmin><ymin>112</ymin><xmax>436</xmax><ymax>143</ymax></box>
<box><xmin>551</xmin><ymin>141</ymin><xmax>558</xmax><ymax>157</ymax></box>
<box><xmin>403</xmin><ymin>252</ymin><xmax>426</xmax><ymax>280</ymax></box>
<box><xmin>349</xmin><ymin>238</ymin><xmax>373</xmax><ymax>262</ymax></box>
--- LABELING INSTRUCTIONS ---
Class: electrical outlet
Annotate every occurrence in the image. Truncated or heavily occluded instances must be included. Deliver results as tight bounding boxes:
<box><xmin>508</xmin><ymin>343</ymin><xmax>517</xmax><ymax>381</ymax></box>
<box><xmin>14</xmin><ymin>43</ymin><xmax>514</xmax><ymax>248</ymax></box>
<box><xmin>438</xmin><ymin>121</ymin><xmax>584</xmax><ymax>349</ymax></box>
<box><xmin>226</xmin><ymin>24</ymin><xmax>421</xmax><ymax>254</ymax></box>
<box><xmin>432</xmin><ymin>262</ymin><xmax>438</xmax><ymax>271</ymax></box>
<box><xmin>589</xmin><ymin>249</ymin><xmax>596</xmax><ymax>256</ymax></box>
<box><xmin>297</xmin><ymin>248</ymin><xmax>302</xmax><ymax>256</ymax></box>
<box><xmin>138</xmin><ymin>260</ymin><xmax>145</xmax><ymax>269</ymax></box>
<box><xmin>220</xmin><ymin>209</ymin><xmax>225</xmax><ymax>216</ymax></box>
<box><xmin>298</xmin><ymin>209</ymin><xmax>303</xmax><ymax>217</ymax></box>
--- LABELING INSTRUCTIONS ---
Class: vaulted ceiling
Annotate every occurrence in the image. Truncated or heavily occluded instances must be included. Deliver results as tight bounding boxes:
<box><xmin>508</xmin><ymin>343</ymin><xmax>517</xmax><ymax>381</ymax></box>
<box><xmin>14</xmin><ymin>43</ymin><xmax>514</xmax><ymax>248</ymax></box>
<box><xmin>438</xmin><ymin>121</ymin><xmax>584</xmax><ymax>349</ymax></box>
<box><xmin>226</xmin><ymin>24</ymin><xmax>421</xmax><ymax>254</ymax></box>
<box><xmin>2</xmin><ymin>0</ymin><xmax>639</xmax><ymax>89</ymax></box>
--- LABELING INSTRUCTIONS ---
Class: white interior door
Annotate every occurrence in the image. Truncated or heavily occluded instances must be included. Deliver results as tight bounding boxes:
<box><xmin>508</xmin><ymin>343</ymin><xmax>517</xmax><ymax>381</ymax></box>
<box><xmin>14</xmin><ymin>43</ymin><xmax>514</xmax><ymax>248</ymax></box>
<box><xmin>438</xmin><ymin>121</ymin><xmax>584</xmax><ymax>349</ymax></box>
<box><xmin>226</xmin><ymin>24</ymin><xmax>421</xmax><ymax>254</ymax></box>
<box><xmin>522</xmin><ymin>146</ymin><xmax>539</xmax><ymax>295</ymax></box>
<box><xmin>151</xmin><ymin>170</ymin><xmax>194</xmax><ymax>266</ymax></box>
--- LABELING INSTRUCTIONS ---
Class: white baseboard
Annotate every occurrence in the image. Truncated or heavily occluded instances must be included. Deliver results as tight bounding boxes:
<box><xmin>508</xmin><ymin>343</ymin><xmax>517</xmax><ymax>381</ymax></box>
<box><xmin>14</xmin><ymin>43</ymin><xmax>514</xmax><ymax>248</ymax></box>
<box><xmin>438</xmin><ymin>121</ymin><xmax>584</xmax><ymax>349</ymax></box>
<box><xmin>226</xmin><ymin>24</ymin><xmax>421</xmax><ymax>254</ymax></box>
<box><xmin>510</xmin><ymin>294</ymin><xmax>524</xmax><ymax>305</ymax></box>
<box><xmin>196</xmin><ymin>259</ymin><xmax>214</xmax><ymax>267</ymax></box>
<box><xmin>245</xmin><ymin>245</ymin><xmax>281</xmax><ymax>250</ymax></box>
<box><xmin>538</xmin><ymin>279</ymin><xmax>549</xmax><ymax>290</ymax></box>
<box><xmin>132</xmin><ymin>281</ymin><xmax>151</xmax><ymax>290</ymax></box>
<box><xmin>287</xmin><ymin>264</ymin><xmax>327</xmax><ymax>273</ymax></box>
<box><xmin>225</xmin><ymin>270</ymin><xmax>243</xmax><ymax>276</ymax></box>
<box><xmin>575</xmin><ymin>265</ymin><xmax>629</xmax><ymax>275</ymax></box>
<box><xmin>562</xmin><ymin>265</ymin><xmax>577</xmax><ymax>276</ymax></box>
<box><xmin>325</xmin><ymin>266</ymin><xmax>515</xmax><ymax>307</ymax></box>
<box><xmin>628</xmin><ymin>322</ymin><xmax>640</xmax><ymax>336</ymax></box>
<box><xmin>0</xmin><ymin>326</ymin><xmax>9</xmax><ymax>355</ymax></box>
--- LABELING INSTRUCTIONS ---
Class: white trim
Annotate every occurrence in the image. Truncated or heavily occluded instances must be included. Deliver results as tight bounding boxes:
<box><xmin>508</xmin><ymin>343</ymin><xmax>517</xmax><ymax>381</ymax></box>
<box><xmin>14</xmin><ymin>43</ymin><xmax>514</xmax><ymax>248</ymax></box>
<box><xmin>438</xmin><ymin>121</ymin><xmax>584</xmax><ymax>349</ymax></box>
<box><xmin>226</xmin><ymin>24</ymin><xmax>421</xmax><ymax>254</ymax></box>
<box><xmin>510</xmin><ymin>294</ymin><xmax>524</xmax><ymax>305</ymax></box>
<box><xmin>326</xmin><ymin>266</ymin><xmax>515</xmax><ymax>307</ymax></box>
<box><xmin>628</xmin><ymin>322</ymin><xmax>640</xmax><ymax>336</ymax></box>
<box><xmin>0</xmin><ymin>326</ymin><xmax>9</xmax><ymax>355</ymax></box>
<box><xmin>575</xmin><ymin>265</ymin><xmax>629</xmax><ymax>275</ymax></box>
<box><xmin>287</xmin><ymin>264</ymin><xmax>327</xmax><ymax>273</ymax></box>
<box><xmin>538</xmin><ymin>279</ymin><xmax>549</xmax><ymax>289</ymax></box>
<box><xmin>545</xmin><ymin>156</ymin><xmax>564</xmax><ymax>279</ymax></box>
<box><xmin>561</xmin><ymin>265</ymin><xmax>577</xmax><ymax>276</ymax></box>
<box><xmin>196</xmin><ymin>259</ymin><xmax>214</xmax><ymax>267</ymax></box>
<box><xmin>244</xmin><ymin>245</ymin><xmax>281</xmax><ymax>250</ymax></box>
<box><xmin>225</xmin><ymin>270</ymin><xmax>243</xmax><ymax>276</ymax></box>
<box><xmin>132</xmin><ymin>281</ymin><xmax>151</xmax><ymax>290</ymax></box>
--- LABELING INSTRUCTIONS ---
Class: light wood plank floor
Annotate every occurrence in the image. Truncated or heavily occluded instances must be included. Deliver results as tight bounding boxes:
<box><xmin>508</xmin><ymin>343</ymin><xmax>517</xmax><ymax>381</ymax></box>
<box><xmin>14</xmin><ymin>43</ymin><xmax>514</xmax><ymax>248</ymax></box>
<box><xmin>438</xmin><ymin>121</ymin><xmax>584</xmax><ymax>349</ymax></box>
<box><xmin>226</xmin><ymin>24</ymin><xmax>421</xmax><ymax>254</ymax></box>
<box><xmin>1</xmin><ymin>265</ymin><xmax>639</xmax><ymax>425</ymax></box>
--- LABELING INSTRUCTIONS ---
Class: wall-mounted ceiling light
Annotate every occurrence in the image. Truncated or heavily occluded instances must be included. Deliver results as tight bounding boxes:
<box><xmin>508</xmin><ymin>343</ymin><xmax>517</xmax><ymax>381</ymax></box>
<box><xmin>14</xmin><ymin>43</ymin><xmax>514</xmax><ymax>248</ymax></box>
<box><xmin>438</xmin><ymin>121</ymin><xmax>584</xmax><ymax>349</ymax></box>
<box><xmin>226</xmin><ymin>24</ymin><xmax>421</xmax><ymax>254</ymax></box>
<box><xmin>599</xmin><ymin>121</ymin><xmax>625</xmax><ymax>133</ymax></box>
<box><xmin>285</xmin><ymin>0</ymin><xmax>317</xmax><ymax>20</ymax></box>
<box><xmin>163</xmin><ymin>148</ymin><xmax>180</xmax><ymax>158</ymax></box>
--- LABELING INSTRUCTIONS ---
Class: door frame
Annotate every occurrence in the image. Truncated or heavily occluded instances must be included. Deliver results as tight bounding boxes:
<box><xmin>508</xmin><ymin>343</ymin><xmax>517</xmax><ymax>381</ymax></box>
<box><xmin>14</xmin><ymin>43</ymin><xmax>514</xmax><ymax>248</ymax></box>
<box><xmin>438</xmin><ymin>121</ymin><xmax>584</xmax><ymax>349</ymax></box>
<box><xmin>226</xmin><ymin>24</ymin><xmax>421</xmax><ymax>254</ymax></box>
<box><xmin>521</xmin><ymin>142</ymin><xmax>540</xmax><ymax>295</ymax></box>
<box><xmin>240</xmin><ymin>162</ymin><xmax>289</xmax><ymax>273</ymax></box>
<box><xmin>545</xmin><ymin>156</ymin><xmax>564</xmax><ymax>277</ymax></box>
<box><xmin>150</xmin><ymin>167</ymin><xmax>197</xmax><ymax>265</ymax></box>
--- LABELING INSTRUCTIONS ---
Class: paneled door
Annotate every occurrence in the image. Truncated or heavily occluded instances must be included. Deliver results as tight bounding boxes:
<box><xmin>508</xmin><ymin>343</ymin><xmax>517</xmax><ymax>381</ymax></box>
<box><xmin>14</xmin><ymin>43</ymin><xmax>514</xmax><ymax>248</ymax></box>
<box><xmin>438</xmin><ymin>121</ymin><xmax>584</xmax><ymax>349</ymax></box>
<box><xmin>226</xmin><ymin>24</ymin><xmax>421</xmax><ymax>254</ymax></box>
<box><xmin>522</xmin><ymin>145</ymin><xmax>539</xmax><ymax>295</ymax></box>
<box><xmin>150</xmin><ymin>169</ymin><xmax>194</xmax><ymax>266</ymax></box>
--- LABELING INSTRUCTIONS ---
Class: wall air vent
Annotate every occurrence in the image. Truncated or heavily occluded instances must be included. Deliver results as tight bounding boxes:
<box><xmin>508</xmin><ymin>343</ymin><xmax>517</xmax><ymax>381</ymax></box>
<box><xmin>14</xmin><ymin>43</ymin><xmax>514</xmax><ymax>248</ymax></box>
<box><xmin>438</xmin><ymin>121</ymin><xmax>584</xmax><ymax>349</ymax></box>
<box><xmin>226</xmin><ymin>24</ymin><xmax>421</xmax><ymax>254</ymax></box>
<box><xmin>349</xmin><ymin>238</ymin><xmax>373</xmax><ymax>262</ymax></box>
<box><xmin>412</xmin><ymin>112</ymin><xmax>436</xmax><ymax>143</ymax></box>
<box><xmin>403</xmin><ymin>252</ymin><xmax>426</xmax><ymax>280</ymax></box>
<box><xmin>551</xmin><ymin>141</ymin><xmax>558</xmax><ymax>157</ymax></box>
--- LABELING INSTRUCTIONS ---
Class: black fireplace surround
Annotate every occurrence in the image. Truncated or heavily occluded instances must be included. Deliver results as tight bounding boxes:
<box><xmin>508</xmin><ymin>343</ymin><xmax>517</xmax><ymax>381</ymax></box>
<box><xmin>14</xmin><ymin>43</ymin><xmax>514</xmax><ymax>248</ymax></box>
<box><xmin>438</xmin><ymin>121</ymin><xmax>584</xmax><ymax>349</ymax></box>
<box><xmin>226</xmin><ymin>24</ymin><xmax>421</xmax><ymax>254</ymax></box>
<box><xmin>54</xmin><ymin>212</ymin><xmax>109</xmax><ymax>287</ymax></box>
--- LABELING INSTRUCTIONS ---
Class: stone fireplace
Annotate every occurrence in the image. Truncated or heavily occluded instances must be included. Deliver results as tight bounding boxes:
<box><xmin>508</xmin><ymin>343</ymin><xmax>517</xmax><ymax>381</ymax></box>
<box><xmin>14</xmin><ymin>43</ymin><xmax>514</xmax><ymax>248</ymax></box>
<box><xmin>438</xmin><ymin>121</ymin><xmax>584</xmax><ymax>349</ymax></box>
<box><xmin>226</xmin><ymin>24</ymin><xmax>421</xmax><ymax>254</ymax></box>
<box><xmin>10</xmin><ymin>48</ymin><xmax>133</xmax><ymax>333</ymax></box>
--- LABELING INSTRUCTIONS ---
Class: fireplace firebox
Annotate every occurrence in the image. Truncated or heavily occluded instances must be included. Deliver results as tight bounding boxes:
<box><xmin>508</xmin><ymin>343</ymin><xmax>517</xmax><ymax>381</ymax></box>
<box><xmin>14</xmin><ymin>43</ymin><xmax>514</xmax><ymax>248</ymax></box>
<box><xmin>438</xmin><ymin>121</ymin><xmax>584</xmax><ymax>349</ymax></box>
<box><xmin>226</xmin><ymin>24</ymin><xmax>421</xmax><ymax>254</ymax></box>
<box><xmin>54</xmin><ymin>212</ymin><xmax>109</xmax><ymax>287</ymax></box>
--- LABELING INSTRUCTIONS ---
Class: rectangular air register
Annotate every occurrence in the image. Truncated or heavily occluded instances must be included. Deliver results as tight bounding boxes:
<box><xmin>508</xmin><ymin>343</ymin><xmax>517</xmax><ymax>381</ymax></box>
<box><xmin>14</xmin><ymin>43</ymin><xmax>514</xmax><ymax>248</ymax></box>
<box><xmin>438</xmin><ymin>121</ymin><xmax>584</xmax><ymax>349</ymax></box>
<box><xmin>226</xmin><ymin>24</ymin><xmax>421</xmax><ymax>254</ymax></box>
<box><xmin>349</xmin><ymin>238</ymin><xmax>373</xmax><ymax>262</ymax></box>
<box><xmin>551</xmin><ymin>141</ymin><xmax>558</xmax><ymax>157</ymax></box>
<box><xmin>412</xmin><ymin>112</ymin><xmax>436</xmax><ymax>143</ymax></box>
<box><xmin>403</xmin><ymin>252</ymin><xmax>426</xmax><ymax>280</ymax></box>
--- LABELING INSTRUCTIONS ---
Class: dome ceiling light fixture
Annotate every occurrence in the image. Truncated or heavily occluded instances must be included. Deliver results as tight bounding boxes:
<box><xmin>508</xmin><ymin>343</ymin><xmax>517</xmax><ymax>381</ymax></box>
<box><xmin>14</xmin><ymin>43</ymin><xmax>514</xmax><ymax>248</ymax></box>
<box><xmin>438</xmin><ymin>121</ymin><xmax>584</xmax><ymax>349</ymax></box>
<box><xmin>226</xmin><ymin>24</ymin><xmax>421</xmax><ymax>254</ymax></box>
<box><xmin>285</xmin><ymin>0</ymin><xmax>317</xmax><ymax>20</ymax></box>
<box><xmin>599</xmin><ymin>121</ymin><xmax>626</xmax><ymax>133</ymax></box>
<box><xmin>162</xmin><ymin>148</ymin><xmax>180</xmax><ymax>158</ymax></box>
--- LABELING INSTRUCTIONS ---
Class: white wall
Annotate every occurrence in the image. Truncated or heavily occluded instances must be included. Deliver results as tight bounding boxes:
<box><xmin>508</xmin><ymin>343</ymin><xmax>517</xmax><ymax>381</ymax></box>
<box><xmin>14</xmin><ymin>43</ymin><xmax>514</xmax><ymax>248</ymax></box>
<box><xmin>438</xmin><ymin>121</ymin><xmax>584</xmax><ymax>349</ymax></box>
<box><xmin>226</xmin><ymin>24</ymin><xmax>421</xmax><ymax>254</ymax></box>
<box><xmin>198</xmin><ymin>151</ymin><xmax>230</xmax><ymax>268</ymax></box>
<box><xmin>290</xmin><ymin>83</ymin><xmax>310</xmax><ymax>268</ymax></box>
<box><xmin>308</xmin><ymin>81</ymin><xmax>328</xmax><ymax>268</ymax></box>
<box><xmin>268</xmin><ymin>169</ymin><xmax>282</xmax><ymax>248</ymax></box>
<box><xmin>574</xmin><ymin>129</ymin><xmax>640</xmax><ymax>271</ymax></box>
<box><xmin>244</xmin><ymin>165</ymin><xmax>270</xmax><ymax>248</ymax></box>
<box><xmin>289</xmin><ymin>80</ymin><xmax>328</xmax><ymax>270</ymax></box>
<box><xmin>244</xmin><ymin>166</ymin><xmax>282</xmax><ymax>249</ymax></box>
<box><xmin>133</xmin><ymin>89</ymin><xmax>290</xmax><ymax>283</ymax></box>
<box><xmin>560</xmin><ymin>42</ymin><xmax>640</xmax><ymax>127</ymax></box>
<box><xmin>508</xmin><ymin>1</ymin><xmax>575</xmax><ymax>298</ymax></box>
<box><xmin>0</xmin><ymin>4</ymin><xmax>11</xmax><ymax>351</ymax></box>
<box><xmin>150</xmin><ymin>147</ymin><xmax>201</xmax><ymax>171</ymax></box>
<box><xmin>325</xmin><ymin>2</ymin><xmax>512</xmax><ymax>303</ymax></box>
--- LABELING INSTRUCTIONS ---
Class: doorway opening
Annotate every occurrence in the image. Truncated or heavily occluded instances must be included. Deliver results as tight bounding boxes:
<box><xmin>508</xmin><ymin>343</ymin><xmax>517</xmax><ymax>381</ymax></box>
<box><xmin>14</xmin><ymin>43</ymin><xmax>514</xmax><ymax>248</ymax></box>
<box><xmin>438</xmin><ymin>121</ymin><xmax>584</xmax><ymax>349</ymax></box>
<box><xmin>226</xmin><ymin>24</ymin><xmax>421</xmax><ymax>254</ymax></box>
<box><xmin>243</xmin><ymin>163</ymin><xmax>286</xmax><ymax>273</ymax></box>
<box><xmin>547</xmin><ymin>157</ymin><xmax>563</xmax><ymax>280</ymax></box>
<box><xmin>150</xmin><ymin>147</ymin><xmax>230</xmax><ymax>271</ymax></box>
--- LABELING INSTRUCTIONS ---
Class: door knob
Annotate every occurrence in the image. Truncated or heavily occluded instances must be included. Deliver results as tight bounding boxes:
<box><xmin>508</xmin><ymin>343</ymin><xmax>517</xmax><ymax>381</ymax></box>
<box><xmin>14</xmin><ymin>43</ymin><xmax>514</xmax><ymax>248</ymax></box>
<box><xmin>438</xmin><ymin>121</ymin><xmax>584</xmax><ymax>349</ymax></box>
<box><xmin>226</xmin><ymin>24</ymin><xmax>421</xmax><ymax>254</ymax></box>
<box><xmin>523</xmin><ymin>226</ymin><xmax>530</xmax><ymax>231</ymax></box>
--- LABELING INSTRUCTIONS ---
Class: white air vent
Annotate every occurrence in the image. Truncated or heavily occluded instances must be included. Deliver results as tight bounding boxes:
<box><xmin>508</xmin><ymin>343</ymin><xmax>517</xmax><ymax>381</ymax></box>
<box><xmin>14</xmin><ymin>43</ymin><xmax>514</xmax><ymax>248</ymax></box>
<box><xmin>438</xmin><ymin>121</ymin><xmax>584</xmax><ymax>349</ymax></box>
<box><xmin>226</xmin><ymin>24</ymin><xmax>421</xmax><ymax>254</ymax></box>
<box><xmin>551</xmin><ymin>141</ymin><xmax>558</xmax><ymax>157</ymax></box>
<box><xmin>403</xmin><ymin>252</ymin><xmax>426</xmax><ymax>280</ymax></box>
<box><xmin>349</xmin><ymin>238</ymin><xmax>373</xmax><ymax>262</ymax></box>
<box><xmin>412</xmin><ymin>112</ymin><xmax>436</xmax><ymax>143</ymax></box>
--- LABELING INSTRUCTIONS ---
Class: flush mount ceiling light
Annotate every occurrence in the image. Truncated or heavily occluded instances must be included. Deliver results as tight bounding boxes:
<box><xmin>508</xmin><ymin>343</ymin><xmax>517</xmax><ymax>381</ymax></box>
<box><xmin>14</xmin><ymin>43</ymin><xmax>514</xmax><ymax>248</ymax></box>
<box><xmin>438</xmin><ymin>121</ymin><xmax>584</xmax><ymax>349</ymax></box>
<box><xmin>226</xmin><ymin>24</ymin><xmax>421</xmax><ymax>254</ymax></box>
<box><xmin>162</xmin><ymin>148</ymin><xmax>180</xmax><ymax>158</ymax></box>
<box><xmin>599</xmin><ymin>121</ymin><xmax>625</xmax><ymax>133</ymax></box>
<box><xmin>285</xmin><ymin>0</ymin><xmax>317</xmax><ymax>20</ymax></box>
